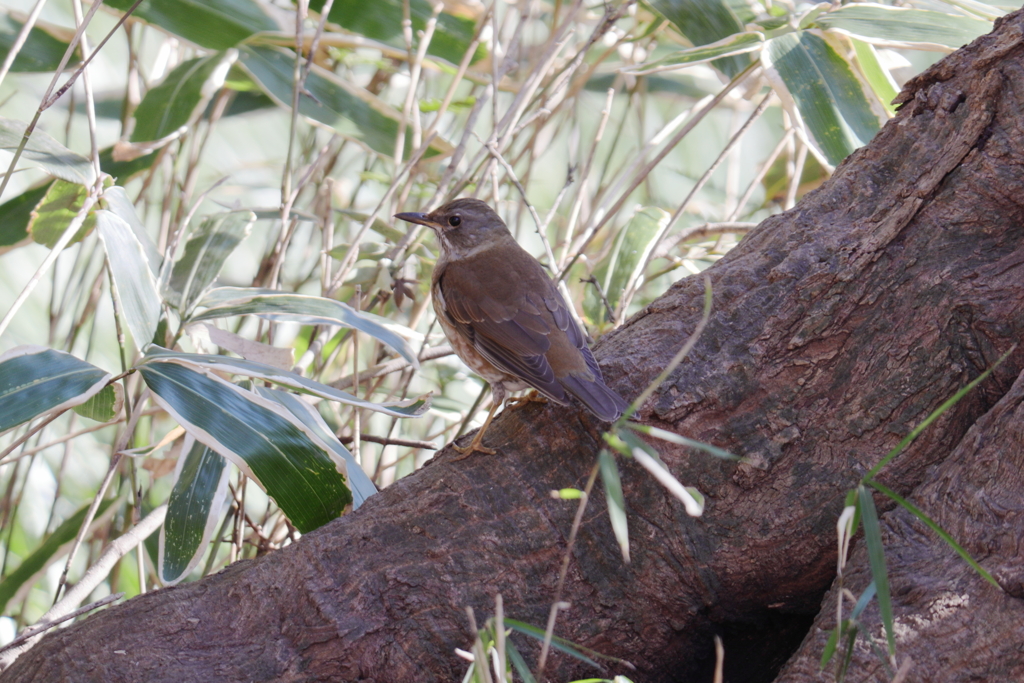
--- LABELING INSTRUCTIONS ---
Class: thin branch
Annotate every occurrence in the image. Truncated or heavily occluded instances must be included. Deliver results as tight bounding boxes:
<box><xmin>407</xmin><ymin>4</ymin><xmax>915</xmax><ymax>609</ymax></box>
<box><xmin>0</xmin><ymin>593</ymin><xmax>124</xmax><ymax>657</ymax></box>
<box><xmin>0</xmin><ymin>0</ymin><xmax>49</xmax><ymax>91</ymax></box>
<box><xmin>0</xmin><ymin>505</ymin><xmax>166</xmax><ymax>668</ymax></box>
<box><xmin>615</xmin><ymin>90</ymin><xmax>772</xmax><ymax>319</ymax></box>
<box><xmin>535</xmin><ymin>462</ymin><xmax>601</xmax><ymax>679</ymax></box>
<box><xmin>558</xmin><ymin>60</ymin><xmax>760</xmax><ymax>282</ymax></box>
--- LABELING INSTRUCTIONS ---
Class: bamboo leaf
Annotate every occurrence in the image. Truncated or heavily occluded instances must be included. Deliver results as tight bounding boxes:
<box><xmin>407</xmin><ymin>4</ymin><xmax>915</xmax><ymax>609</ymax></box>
<box><xmin>237</xmin><ymin>45</ymin><xmax>451</xmax><ymax>159</ymax></box>
<box><xmin>619</xmin><ymin>430</ymin><xmax>704</xmax><ymax>516</ymax></box>
<box><xmin>0</xmin><ymin>347</ymin><xmax>111</xmax><ymax>433</ymax></box>
<box><xmin>599</xmin><ymin>449</ymin><xmax>630</xmax><ymax>563</ymax></box>
<box><xmin>97</xmin><ymin>210</ymin><xmax>163</xmax><ymax>348</ymax></box>
<box><xmin>649</xmin><ymin>0</ymin><xmax>751</xmax><ymax>77</ymax></box>
<box><xmin>138</xmin><ymin>359</ymin><xmax>352</xmax><ymax>533</ymax></box>
<box><xmin>869</xmin><ymin>480</ymin><xmax>1000</xmax><ymax>589</ymax></box>
<box><xmin>190</xmin><ymin>286</ymin><xmax>419</xmax><ymax>367</ymax></box>
<box><xmin>762</xmin><ymin>31</ymin><xmax>882</xmax><ymax>166</ymax></box>
<box><xmin>166</xmin><ymin>212</ymin><xmax>256</xmax><ymax>313</ymax></box>
<box><xmin>130</xmin><ymin>52</ymin><xmax>236</xmax><ymax>144</ymax></box>
<box><xmin>863</xmin><ymin>349</ymin><xmax>1009</xmax><ymax>482</ymax></box>
<box><xmin>257</xmin><ymin>387</ymin><xmax>377</xmax><ymax>509</ymax></box>
<box><xmin>814</xmin><ymin>4</ymin><xmax>991</xmax><ymax>50</ymax></box>
<box><xmin>104</xmin><ymin>0</ymin><xmax>277</xmax><ymax>50</ymax></box>
<box><xmin>622</xmin><ymin>32</ymin><xmax>764</xmax><ymax>75</ymax></box>
<box><xmin>308</xmin><ymin>0</ymin><xmax>483</xmax><ymax>65</ymax></box>
<box><xmin>0</xmin><ymin>182</ymin><xmax>50</xmax><ymax>253</ymax></box>
<box><xmin>138</xmin><ymin>346</ymin><xmax>428</xmax><ymax>418</ymax></box>
<box><xmin>196</xmin><ymin>323</ymin><xmax>295</xmax><ymax>370</ymax></box>
<box><xmin>100</xmin><ymin>186</ymin><xmax>161</xmax><ymax>273</ymax></box>
<box><xmin>502</xmin><ymin>618</ymin><xmax>633</xmax><ymax>669</ymax></box>
<box><xmin>0</xmin><ymin>117</ymin><xmax>94</xmax><ymax>185</ymax></box>
<box><xmin>27</xmin><ymin>179</ymin><xmax>97</xmax><ymax>249</ymax></box>
<box><xmin>0</xmin><ymin>13</ymin><xmax>72</xmax><ymax>73</ymax></box>
<box><xmin>858</xmin><ymin>485</ymin><xmax>896</xmax><ymax>656</ymax></box>
<box><xmin>850</xmin><ymin>39</ymin><xmax>898</xmax><ymax>116</ymax></box>
<box><xmin>626</xmin><ymin>423</ymin><xmax>740</xmax><ymax>460</ymax></box>
<box><xmin>586</xmin><ymin>207</ymin><xmax>666</xmax><ymax>324</ymax></box>
<box><xmin>159</xmin><ymin>434</ymin><xmax>230</xmax><ymax>585</ymax></box>
<box><xmin>72</xmin><ymin>383</ymin><xmax>123</xmax><ymax>423</ymax></box>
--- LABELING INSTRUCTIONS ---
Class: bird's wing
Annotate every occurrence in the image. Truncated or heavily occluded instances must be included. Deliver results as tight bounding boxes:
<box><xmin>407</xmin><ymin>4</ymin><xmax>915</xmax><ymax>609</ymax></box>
<box><xmin>437</xmin><ymin>251</ymin><xmax>569</xmax><ymax>403</ymax></box>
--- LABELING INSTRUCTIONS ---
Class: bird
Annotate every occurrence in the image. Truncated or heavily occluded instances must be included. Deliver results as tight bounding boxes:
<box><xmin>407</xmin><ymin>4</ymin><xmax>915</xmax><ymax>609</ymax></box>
<box><xmin>394</xmin><ymin>198</ymin><xmax>629</xmax><ymax>457</ymax></box>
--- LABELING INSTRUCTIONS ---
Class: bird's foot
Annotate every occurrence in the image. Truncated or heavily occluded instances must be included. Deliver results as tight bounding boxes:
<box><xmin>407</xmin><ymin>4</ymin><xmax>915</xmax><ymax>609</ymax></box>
<box><xmin>507</xmin><ymin>390</ymin><xmax>548</xmax><ymax>408</ymax></box>
<box><xmin>451</xmin><ymin>435</ymin><xmax>497</xmax><ymax>460</ymax></box>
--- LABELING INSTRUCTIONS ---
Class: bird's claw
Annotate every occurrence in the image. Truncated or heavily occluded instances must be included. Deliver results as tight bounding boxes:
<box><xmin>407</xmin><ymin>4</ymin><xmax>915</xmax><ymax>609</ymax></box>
<box><xmin>451</xmin><ymin>437</ymin><xmax>497</xmax><ymax>460</ymax></box>
<box><xmin>507</xmin><ymin>390</ymin><xmax>548</xmax><ymax>408</ymax></box>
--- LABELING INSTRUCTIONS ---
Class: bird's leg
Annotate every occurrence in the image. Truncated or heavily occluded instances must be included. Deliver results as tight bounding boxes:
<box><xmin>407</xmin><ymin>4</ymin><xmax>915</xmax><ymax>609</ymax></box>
<box><xmin>452</xmin><ymin>384</ymin><xmax>505</xmax><ymax>458</ymax></box>
<box><xmin>452</xmin><ymin>401</ymin><xmax>500</xmax><ymax>458</ymax></box>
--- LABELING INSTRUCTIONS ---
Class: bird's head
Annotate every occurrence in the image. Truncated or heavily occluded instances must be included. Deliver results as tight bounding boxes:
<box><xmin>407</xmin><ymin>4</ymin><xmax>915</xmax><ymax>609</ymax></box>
<box><xmin>395</xmin><ymin>198</ymin><xmax>511</xmax><ymax>259</ymax></box>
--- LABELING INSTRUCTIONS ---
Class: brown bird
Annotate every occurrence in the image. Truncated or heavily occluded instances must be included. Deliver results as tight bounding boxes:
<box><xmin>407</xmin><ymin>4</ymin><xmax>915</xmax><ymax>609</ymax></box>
<box><xmin>395</xmin><ymin>198</ymin><xmax>629</xmax><ymax>456</ymax></box>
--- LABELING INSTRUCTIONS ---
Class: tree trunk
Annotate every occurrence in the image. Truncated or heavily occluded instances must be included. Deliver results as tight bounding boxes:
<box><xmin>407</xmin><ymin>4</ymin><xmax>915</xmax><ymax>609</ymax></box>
<box><xmin>5</xmin><ymin>11</ymin><xmax>1024</xmax><ymax>683</ymax></box>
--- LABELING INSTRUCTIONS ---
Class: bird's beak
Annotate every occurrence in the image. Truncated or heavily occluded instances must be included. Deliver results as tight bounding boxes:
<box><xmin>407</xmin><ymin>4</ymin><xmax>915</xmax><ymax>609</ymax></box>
<box><xmin>394</xmin><ymin>212</ymin><xmax>439</xmax><ymax>230</ymax></box>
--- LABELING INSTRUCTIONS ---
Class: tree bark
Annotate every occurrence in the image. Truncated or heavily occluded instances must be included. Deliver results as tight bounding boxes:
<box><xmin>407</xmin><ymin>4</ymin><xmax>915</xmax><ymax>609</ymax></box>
<box><xmin>5</xmin><ymin>11</ymin><xmax>1024</xmax><ymax>683</ymax></box>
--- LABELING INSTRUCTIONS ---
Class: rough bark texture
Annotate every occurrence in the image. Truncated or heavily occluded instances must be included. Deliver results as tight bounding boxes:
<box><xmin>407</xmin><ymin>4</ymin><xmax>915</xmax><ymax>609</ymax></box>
<box><xmin>5</xmin><ymin>11</ymin><xmax>1024</xmax><ymax>683</ymax></box>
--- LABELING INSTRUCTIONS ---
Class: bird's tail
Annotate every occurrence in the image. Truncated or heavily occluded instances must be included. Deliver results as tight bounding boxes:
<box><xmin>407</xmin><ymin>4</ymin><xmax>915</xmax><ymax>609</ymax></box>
<box><xmin>560</xmin><ymin>374</ymin><xmax>630</xmax><ymax>422</ymax></box>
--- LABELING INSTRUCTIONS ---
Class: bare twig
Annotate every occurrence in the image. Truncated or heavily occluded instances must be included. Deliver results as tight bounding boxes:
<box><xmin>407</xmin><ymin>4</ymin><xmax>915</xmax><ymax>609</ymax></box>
<box><xmin>0</xmin><ymin>0</ymin><xmax>49</xmax><ymax>91</ymax></box>
<box><xmin>615</xmin><ymin>91</ymin><xmax>772</xmax><ymax>319</ymax></box>
<box><xmin>558</xmin><ymin>60</ymin><xmax>760</xmax><ymax>282</ymax></box>
<box><xmin>0</xmin><ymin>593</ymin><xmax>124</xmax><ymax>657</ymax></box>
<box><xmin>0</xmin><ymin>504</ymin><xmax>165</xmax><ymax>668</ymax></box>
<box><xmin>535</xmin><ymin>463</ymin><xmax>600</xmax><ymax>679</ymax></box>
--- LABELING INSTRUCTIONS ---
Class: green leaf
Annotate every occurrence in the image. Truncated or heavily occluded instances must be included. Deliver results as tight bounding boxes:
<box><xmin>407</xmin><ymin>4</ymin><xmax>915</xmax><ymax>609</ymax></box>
<box><xmin>762</xmin><ymin>31</ymin><xmax>882</xmax><ymax>166</ymax></box>
<box><xmin>814</xmin><ymin>4</ymin><xmax>991</xmax><ymax>50</ymax></box>
<box><xmin>72</xmin><ymin>383</ymin><xmax>123</xmax><ymax>422</ymax></box>
<box><xmin>623</xmin><ymin>31</ymin><xmax>764</xmax><ymax>74</ymax></box>
<box><xmin>863</xmin><ymin>349</ymin><xmax>1009</xmax><ymax>482</ymax></box>
<box><xmin>309</xmin><ymin>0</ymin><xmax>483</xmax><ymax>65</ymax></box>
<box><xmin>0</xmin><ymin>182</ymin><xmax>50</xmax><ymax>252</ymax></box>
<box><xmin>131</xmin><ymin>52</ymin><xmax>236</xmax><ymax>144</ymax></box>
<box><xmin>0</xmin><ymin>346</ymin><xmax>111</xmax><ymax>433</ymax></box>
<box><xmin>618</xmin><ymin>429</ymin><xmax>704</xmax><ymax>516</ymax></box>
<box><xmin>503</xmin><ymin>619</ymin><xmax>630</xmax><ymax>670</ymax></box>
<box><xmin>100</xmin><ymin>186</ymin><xmax>162</xmax><ymax>273</ymax></box>
<box><xmin>257</xmin><ymin>387</ymin><xmax>377</xmax><ymax>509</ymax></box>
<box><xmin>626</xmin><ymin>423</ymin><xmax>740</xmax><ymax>460</ymax></box>
<box><xmin>0</xmin><ymin>117</ymin><xmax>94</xmax><ymax>185</ymax></box>
<box><xmin>504</xmin><ymin>639</ymin><xmax>538</xmax><ymax>683</ymax></box>
<box><xmin>99</xmin><ymin>145</ymin><xmax>159</xmax><ymax>182</ymax></box>
<box><xmin>137</xmin><ymin>359</ymin><xmax>351</xmax><ymax>533</ymax></box>
<box><xmin>868</xmin><ymin>480</ymin><xmax>999</xmax><ymax>589</ymax></box>
<box><xmin>159</xmin><ymin>435</ymin><xmax>229</xmax><ymax>585</ymax></box>
<box><xmin>27</xmin><ymin>179</ymin><xmax>97</xmax><ymax>249</ymax></box>
<box><xmin>0</xmin><ymin>13</ymin><xmax>72</xmax><ymax>73</ymax></box>
<box><xmin>587</xmin><ymin>206</ymin><xmax>666</xmax><ymax>324</ymax></box>
<box><xmin>858</xmin><ymin>485</ymin><xmax>895</xmax><ymax>656</ymax></box>
<box><xmin>850</xmin><ymin>39</ymin><xmax>898</xmax><ymax>116</ymax></box>
<box><xmin>237</xmin><ymin>45</ymin><xmax>451</xmax><ymax>159</ymax></box>
<box><xmin>820</xmin><ymin>622</ymin><xmax>841</xmax><ymax>668</ymax></box>
<box><xmin>97</xmin><ymin>210</ymin><xmax>163</xmax><ymax>348</ymax></box>
<box><xmin>649</xmin><ymin>0</ymin><xmax>751</xmax><ymax>77</ymax></box>
<box><xmin>166</xmin><ymin>211</ymin><xmax>255</xmax><ymax>313</ymax></box>
<box><xmin>138</xmin><ymin>346</ymin><xmax>428</xmax><ymax>418</ymax></box>
<box><xmin>190</xmin><ymin>286</ymin><xmax>419</xmax><ymax>367</ymax></box>
<box><xmin>599</xmin><ymin>449</ymin><xmax>630</xmax><ymax>563</ymax></box>
<box><xmin>0</xmin><ymin>498</ymin><xmax>117</xmax><ymax>613</ymax></box>
<box><xmin>104</xmin><ymin>0</ymin><xmax>277</xmax><ymax>50</ymax></box>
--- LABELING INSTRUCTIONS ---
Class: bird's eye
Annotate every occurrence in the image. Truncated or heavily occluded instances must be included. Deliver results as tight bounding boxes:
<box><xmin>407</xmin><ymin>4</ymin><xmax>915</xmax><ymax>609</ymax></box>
<box><xmin>448</xmin><ymin>215</ymin><xmax>461</xmax><ymax>227</ymax></box>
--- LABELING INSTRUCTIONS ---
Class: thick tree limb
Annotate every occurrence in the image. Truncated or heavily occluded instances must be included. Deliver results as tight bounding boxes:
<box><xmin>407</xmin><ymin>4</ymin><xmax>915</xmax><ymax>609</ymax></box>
<box><xmin>5</xmin><ymin>11</ymin><xmax>1024</xmax><ymax>683</ymax></box>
